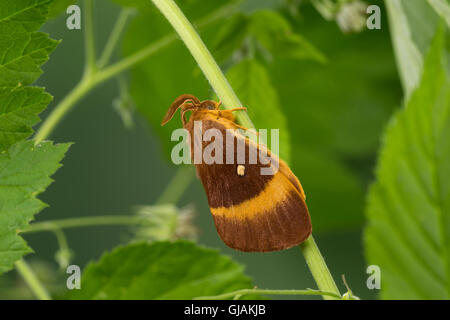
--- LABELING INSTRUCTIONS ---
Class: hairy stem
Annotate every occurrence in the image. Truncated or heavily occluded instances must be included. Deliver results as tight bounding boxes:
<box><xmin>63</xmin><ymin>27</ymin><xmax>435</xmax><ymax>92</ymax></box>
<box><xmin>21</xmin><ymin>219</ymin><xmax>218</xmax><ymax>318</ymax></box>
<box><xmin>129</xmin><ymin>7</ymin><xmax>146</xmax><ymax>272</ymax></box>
<box><xmin>14</xmin><ymin>260</ymin><xmax>51</xmax><ymax>300</ymax></box>
<box><xmin>194</xmin><ymin>288</ymin><xmax>341</xmax><ymax>300</ymax></box>
<box><xmin>300</xmin><ymin>236</ymin><xmax>341</xmax><ymax>299</ymax></box>
<box><xmin>83</xmin><ymin>0</ymin><xmax>97</xmax><ymax>77</ymax></box>
<box><xmin>150</xmin><ymin>0</ymin><xmax>340</xmax><ymax>300</ymax></box>
<box><xmin>21</xmin><ymin>216</ymin><xmax>150</xmax><ymax>234</ymax></box>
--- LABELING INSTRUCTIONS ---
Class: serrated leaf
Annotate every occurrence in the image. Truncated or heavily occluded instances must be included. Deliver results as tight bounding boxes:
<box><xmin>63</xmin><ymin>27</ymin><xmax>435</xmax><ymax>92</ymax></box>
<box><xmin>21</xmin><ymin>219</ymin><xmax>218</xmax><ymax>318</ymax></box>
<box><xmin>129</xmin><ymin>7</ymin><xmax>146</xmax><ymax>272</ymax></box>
<box><xmin>0</xmin><ymin>140</ymin><xmax>70</xmax><ymax>274</ymax></box>
<box><xmin>0</xmin><ymin>0</ymin><xmax>59</xmax><ymax>87</ymax></box>
<box><xmin>67</xmin><ymin>241</ymin><xmax>258</xmax><ymax>300</ymax></box>
<box><xmin>0</xmin><ymin>0</ymin><xmax>71</xmax><ymax>275</ymax></box>
<box><xmin>226</xmin><ymin>59</ymin><xmax>291</xmax><ymax>163</ymax></box>
<box><xmin>0</xmin><ymin>86</ymin><xmax>51</xmax><ymax>152</ymax></box>
<box><xmin>364</xmin><ymin>28</ymin><xmax>450</xmax><ymax>299</ymax></box>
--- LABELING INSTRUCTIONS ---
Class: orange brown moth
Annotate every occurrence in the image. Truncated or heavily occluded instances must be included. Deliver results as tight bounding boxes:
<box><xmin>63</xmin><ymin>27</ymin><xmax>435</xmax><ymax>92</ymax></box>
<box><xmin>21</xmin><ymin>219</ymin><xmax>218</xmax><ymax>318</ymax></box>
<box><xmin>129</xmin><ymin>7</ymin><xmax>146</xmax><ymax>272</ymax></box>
<box><xmin>161</xmin><ymin>94</ymin><xmax>312</xmax><ymax>252</ymax></box>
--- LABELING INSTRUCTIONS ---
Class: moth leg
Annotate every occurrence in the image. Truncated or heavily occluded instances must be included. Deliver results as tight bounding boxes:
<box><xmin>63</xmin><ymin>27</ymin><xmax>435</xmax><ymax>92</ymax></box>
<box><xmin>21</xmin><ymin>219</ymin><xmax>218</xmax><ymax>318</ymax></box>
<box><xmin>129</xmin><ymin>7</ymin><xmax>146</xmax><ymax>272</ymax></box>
<box><xmin>229</xmin><ymin>107</ymin><xmax>247</xmax><ymax>112</ymax></box>
<box><xmin>161</xmin><ymin>96</ymin><xmax>200</xmax><ymax>126</ymax></box>
<box><xmin>235</xmin><ymin>124</ymin><xmax>259</xmax><ymax>136</ymax></box>
<box><xmin>181</xmin><ymin>107</ymin><xmax>196</xmax><ymax>126</ymax></box>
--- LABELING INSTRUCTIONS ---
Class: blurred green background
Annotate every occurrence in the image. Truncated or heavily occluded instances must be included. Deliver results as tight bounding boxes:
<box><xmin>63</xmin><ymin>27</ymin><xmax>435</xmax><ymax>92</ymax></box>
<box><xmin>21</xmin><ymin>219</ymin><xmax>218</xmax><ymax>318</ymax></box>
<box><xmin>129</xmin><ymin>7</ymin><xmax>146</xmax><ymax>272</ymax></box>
<box><xmin>1</xmin><ymin>0</ymin><xmax>403</xmax><ymax>299</ymax></box>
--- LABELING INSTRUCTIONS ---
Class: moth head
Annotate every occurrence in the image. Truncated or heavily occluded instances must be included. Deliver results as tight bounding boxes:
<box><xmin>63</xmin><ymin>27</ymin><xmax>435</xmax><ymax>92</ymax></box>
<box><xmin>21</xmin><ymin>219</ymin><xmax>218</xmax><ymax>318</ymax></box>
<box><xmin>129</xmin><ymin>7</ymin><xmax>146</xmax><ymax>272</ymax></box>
<box><xmin>161</xmin><ymin>95</ymin><xmax>221</xmax><ymax>126</ymax></box>
<box><xmin>200</xmin><ymin>100</ymin><xmax>221</xmax><ymax>111</ymax></box>
<box><xmin>161</xmin><ymin>94</ymin><xmax>201</xmax><ymax>126</ymax></box>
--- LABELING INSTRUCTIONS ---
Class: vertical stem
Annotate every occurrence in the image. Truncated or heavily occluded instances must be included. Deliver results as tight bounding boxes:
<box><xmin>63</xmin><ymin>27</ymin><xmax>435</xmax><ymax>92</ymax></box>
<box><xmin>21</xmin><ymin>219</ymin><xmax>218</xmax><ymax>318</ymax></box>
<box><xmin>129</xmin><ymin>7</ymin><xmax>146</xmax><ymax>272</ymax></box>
<box><xmin>156</xmin><ymin>166</ymin><xmax>194</xmax><ymax>205</ymax></box>
<box><xmin>150</xmin><ymin>0</ymin><xmax>341</xmax><ymax>300</ymax></box>
<box><xmin>15</xmin><ymin>260</ymin><xmax>51</xmax><ymax>300</ymax></box>
<box><xmin>151</xmin><ymin>0</ymin><xmax>254</xmax><ymax>130</ymax></box>
<box><xmin>34</xmin><ymin>79</ymin><xmax>93</xmax><ymax>144</ymax></box>
<box><xmin>83</xmin><ymin>0</ymin><xmax>97</xmax><ymax>76</ymax></box>
<box><xmin>300</xmin><ymin>236</ymin><xmax>341</xmax><ymax>299</ymax></box>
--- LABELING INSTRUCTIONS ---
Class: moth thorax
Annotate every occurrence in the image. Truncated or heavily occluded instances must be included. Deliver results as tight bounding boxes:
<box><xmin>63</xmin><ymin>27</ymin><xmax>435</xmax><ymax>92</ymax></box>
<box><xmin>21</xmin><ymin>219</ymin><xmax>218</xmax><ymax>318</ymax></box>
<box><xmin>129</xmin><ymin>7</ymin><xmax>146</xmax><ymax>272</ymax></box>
<box><xmin>237</xmin><ymin>165</ymin><xmax>245</xmax><ymax>176</ymax></box>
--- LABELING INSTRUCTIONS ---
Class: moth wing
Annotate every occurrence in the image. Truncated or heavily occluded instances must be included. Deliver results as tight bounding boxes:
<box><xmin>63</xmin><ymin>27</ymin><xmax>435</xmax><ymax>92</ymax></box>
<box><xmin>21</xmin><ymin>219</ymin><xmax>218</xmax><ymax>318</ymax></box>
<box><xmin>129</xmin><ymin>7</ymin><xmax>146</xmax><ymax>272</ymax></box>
<box><xmin>190</xmin><ymin>118</ymin><xmax>311</xmax><ymax>252</ymax></box>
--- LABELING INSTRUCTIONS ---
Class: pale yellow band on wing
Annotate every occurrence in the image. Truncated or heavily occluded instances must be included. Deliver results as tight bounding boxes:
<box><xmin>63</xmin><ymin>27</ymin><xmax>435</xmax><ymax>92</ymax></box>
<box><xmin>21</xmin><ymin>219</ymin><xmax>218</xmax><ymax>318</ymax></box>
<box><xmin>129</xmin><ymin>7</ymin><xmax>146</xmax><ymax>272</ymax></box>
<box><xmin>210</xmin><ymin>172</ymin><xmax>295</xmax><ymax>219</ymax></box>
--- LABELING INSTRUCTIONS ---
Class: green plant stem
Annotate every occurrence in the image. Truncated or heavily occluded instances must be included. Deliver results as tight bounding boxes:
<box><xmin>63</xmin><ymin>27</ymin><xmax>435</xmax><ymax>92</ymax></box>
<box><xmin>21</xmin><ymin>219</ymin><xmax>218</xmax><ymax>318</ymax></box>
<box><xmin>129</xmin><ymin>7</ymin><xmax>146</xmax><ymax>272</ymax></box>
<box><xmin>151</xmin><ymin>0</ymin><xmax>254</xmax><ymax>129</ymax></box>
<box><xmin>33</xmin><ymin>1</ymin><xmax>241</xmax><ymax>143</ymax></box>
<box><xmin>83</xmin><ymin>0</ymin><xmax>97</xmax><ymax>77</ymax></box>
<box><xmin>53</xmin><ymin>228</ymin><xmax>70</xmax><ymax>256</ymax></box>
<box><xmin>98</xmin><ymin>8</ymin><xmax>135</xmax><ymax>68</ymax></box>
<box><xmin>34</xmin><ymin>79</ymin><xmax>93</xmax><ymax>143</ymax></box>
<box><xmin>300</xmin><ymin>235</ymin><xmax>341</xmax><ymax>299</ymax></box>
<box><xmin>156</xmin><ymin>166</ymin><xmax>194</xmax><ymax>204</ymax></box>
<box><xmin>194</xmin><ymin>288</ymin><xmax>341</xmax><ymax>300</ymax></box>
<box><xmin>150</xmin><ymin>0</ymin><xmax>341</xmax><ymax>300</ymax></box>
<box><xmin>21</xmin><ymin>216</ymin><xmax>150</xmax><ymax>234</ymax></box>
<box><xmin>14</xmin><ymin>260</ymin><xmax>51</xmax><ymax>300</ymax></box>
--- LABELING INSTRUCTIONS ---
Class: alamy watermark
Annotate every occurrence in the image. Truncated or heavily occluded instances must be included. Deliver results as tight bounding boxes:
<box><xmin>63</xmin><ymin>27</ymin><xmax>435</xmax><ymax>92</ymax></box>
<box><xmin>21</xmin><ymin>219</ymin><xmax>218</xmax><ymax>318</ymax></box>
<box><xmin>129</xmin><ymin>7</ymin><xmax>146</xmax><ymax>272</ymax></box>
<box><xmin>170</xmin><ymin>121</ymin><xmax>280</xmax><ymax>176</ymax></box>
<box><xmin>66</xmin><ymin>5</ymin><xmax>81</xmax><ymax>30</ymax></box>
<box><xmin>66</xmin><ymin>265</ymin><xmax>81</xmax><ymax>290</ymax></box>
<box><xmin>366</xmin><ymin>265</ymin><xmax>381</xmax><ymax>290</ymax></box>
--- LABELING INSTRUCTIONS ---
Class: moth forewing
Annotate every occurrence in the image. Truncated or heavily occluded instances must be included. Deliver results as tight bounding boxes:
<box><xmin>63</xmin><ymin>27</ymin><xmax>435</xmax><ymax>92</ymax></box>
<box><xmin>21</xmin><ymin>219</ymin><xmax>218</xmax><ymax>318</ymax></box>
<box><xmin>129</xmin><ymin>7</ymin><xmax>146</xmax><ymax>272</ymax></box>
<box><xmin>162</xmin><ymin>94</ymin><xmax>312</xmax><ymax>252</ymax></box>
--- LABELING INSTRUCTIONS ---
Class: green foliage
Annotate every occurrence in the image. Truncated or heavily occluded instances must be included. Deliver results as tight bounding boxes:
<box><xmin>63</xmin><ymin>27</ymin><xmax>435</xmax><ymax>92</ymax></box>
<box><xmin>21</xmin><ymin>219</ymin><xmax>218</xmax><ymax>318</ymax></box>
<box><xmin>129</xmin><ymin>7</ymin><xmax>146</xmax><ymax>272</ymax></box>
<box><xmin>0</xmin><ymin>141</ymin><xmax>70</xmax><ymax>274</ymax></box>
<box><xmin>119</xmin><ymin>1</ymin><xmax>322</xmax><ymax>163</ymax></box>
<box><xmin>0</xmin><ymin>87</ymin><xmax>51</xmax><ymax>152</ymax></box>
<box><xmin>226</xmin><ymin>59</ymin><xmax>291</xmax><ymax>162</ymax></box>
<box><xmin>385</xmin><ymin>0</ymin><xmax>441</xmax><ymax>96</ymax></box>
<box><xmin>365</xmin><ymin>28</ymin><xmax>450</xmax><ymax>299</ymax></box>
<box><xmin>427</xmin><ymin>0</ymin><xmax>450</xmax><ymax>27</ymax></box>
<box><xmin>0</xmin><ymin>0</ymin><xmax>70</xmax><ymax>274</ymax></box>
<box><xmin>0</xmin><ymin>1</ymin><xmax>59</xmax><ymax>87</ymax></box>
<box><xmin>213</xmin><ymin>9</ymin><xmax>326</xmax><ymax>64</ymax></box>
<box><xmin>67</xmin><ymin>241</ymin><xmax>258</xmax><ymax>300</ymax></box>
<box><xmin>119</xmin><ymin>0</ymin><xmax>211</xmax><ymax>159</ymax></box>
<box><xmin>116</xmin><ymin>2</ymin><xmax>400</xmax><ymax>232</ymax></box>
<box><xmin>265</xmin><ymin>5</ymin><xmax>401</xmax><ymax>231</ymax></box>
<box><xmin>48</xmin><ymin>0</ymin><xmax>77</xmax><ymax>18</ymax></box>
<box><xmin>250</xmin><ymin>10</ymin><xmax>325</xmax><ymax>62</ymax></box>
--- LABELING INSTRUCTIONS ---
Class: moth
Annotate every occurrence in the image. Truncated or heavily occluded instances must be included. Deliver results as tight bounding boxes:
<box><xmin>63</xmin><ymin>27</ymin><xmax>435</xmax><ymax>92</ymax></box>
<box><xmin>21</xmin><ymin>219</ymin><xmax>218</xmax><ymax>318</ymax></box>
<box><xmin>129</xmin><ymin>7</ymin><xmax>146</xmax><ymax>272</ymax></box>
<box><xmin>162</xmin><ymin>94</ymin><xmax>312</xmax><ymax>252</ymax></box>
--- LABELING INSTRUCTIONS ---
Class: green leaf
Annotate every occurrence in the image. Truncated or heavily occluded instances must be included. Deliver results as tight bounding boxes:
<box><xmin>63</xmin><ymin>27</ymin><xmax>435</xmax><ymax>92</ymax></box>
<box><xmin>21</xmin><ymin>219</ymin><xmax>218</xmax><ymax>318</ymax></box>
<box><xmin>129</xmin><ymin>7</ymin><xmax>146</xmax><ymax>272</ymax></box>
<box><xmin>427</xmin><ymin>0</ymin><xmax>450</xmax><ymax>28</ymax></box>
<box><xmin>120</xmin><ymin>2</ymin><xmax>319</xmax><ymax>162</ymax></box>
<box><xmin>248</xmin><ymin>10</ymin><xmax>326</xmax><ymax>62</ymax></box>
<box><xmin>386</xmin><ymin>0</ymin><xmax>441</xmax><ymax>96</ymax></box>
<box><xmin>0</xmin><ymin>0</ymin><xmax>59</xmax><ymax>87</ymax></box>
<box><xmin>211</xmin><ymin>13</ymin><xmax>249</xmax><ymax>64</ymax></box>
<box><xmin>226</xmin><ymin>59</ymin><xmax>291</xmax><ymax>163</ymax></box>
<box><xmin>0</xmin><ymin>0</ymin><xmax>71</xmax><ymax>274</ymax></box>
<box><xmin>48</xmin><ymin>0</ymin><xmax>77</xmax><ymax>18</ymax></box>
<box><xmin>0</xmin><ymin>140</ymin><xmax>70</xmax><ymax>274</ymax></box>
<box><xmin>265</xmin><ymin>5</ymin><xmax>400</xmax><ymax>231</ymax></box>
<box><xmin>211</xmin><ymin>9</ymin><xmax>326</xmax><ymax>64</ymax></box>
<box><xmin>364</xmin><ymin>28</ymin><xmax>450</xmax><ymax>299</ymax></box>
<box><xmin>67</xmin><ymin>241</ymin><xmax>258</xmax><ymax>300</ymax></box>
<box><xmin>0</xmin><ymin>86</ymin><xmax>51</xmax><ymax>152</ymax></box>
